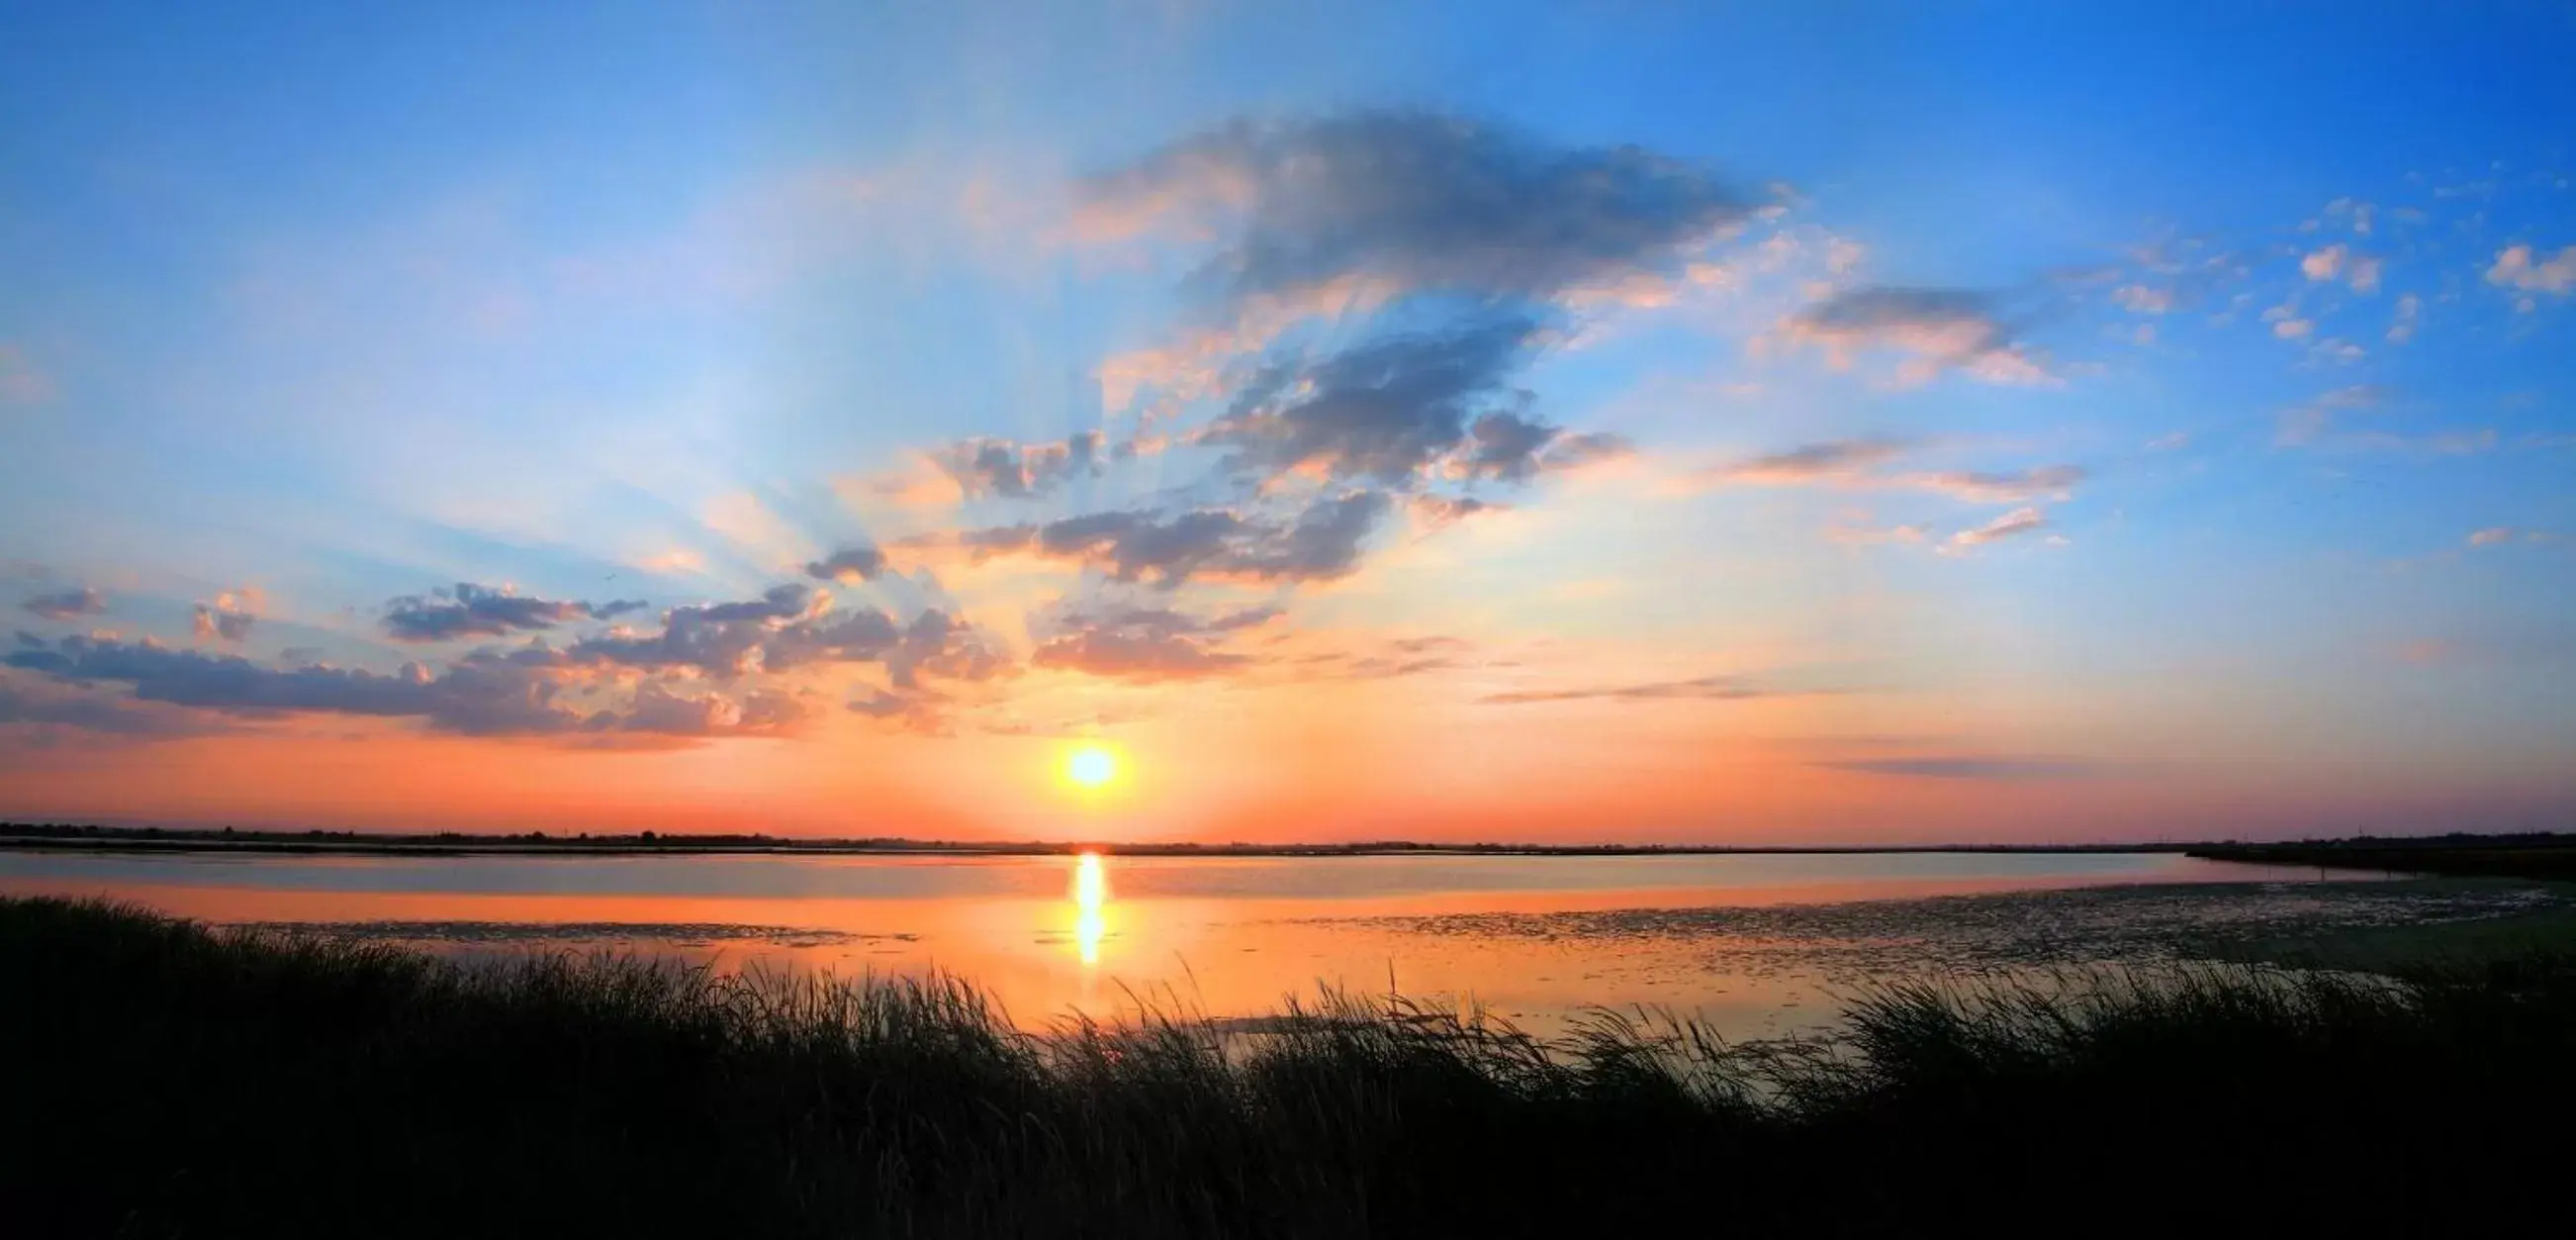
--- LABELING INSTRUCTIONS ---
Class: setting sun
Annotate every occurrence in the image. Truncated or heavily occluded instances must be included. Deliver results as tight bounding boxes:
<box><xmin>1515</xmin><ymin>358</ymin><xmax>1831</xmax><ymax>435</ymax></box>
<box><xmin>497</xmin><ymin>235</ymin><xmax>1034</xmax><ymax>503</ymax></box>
<box><xmin>1064</xmin><ymin>744</ymin><xmax>1120</xmax><ymax>790</ymax></box>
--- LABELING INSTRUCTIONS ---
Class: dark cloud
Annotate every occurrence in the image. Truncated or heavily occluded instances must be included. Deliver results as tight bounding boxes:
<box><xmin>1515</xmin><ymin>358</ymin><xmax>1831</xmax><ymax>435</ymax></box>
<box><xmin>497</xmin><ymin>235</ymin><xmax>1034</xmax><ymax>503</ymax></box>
<box><xmin>1479</xmin><ymin>674</ymin><xmax>1784</xmax><ymax>705</ymax></box>
<box><xmin>1457</xmin><ymin>411</ymin><xmax>1558</xmax><ymax>483</ymax></box>
<box><xmin>0</xmin><ymin>676</ymin><xmax>219</xmax><ymax>737</ymax></box>
<box><xmin>1031</xmin><ymin>629</ymin><xmax>1249</xmax><ymax>681</ymax></box>
<box><xmin>5</xmin><ymin>632</ymin><xmax>818</xmax><ymax>740</ymax></box>
<box><xmin>1084</xmin><ymin>111</ymin><xmax>1751</xmax><ymax>313</ymax></box>
<box><xmin>11</xmin><ymin>636</ymin><xmax>431</xmax><ymax>715</ymax></box>
<box><xmin>1199</xmin><ymin>317</ymin><xmax>1544</xmax><ymax>484</ymax></box>
<box><xmin>571</xmin><ymin>586</ymin><xmax>881</xmax><ymax>676</ymax></box>
<box><xmin>1192</xmin><ymin>316</ymin><xmax>1627</xmax><ymax>493</ymax></box>
<box><xmin>382</xmin><ymin>583</ymin><xmax>646</xmax><ymax>643</ymax></box>
<box><xmin>192</xmin><ymin>603</ymin><xmax>255</xmax><ymax>643</ymax></box>
<box><xmin>848</xmin><ymin>689</ymin><xmax>913</xmax><ymax>719</ymax></box>
<box><xmin>888</xmin><ymin>609</ymin><xmax>1009</xmax><ymax>689</ymax></box>
<box><xmin>944</xmin><ymin>493</ymin><xmax>1391</xmax><ymax>587</ymax></box>
<box><xmin>14</xmin><ymin>630</ymin><xmax>45</xmax><ymax>648</ymax></box>
<box><xmin>1025</xmin><ymin>596</ymin><xmax>1287</xmax><ymax>684</ymax></box>
<box><xmin>1210</xmin><ymin>605</ymin><xmax>1285</xmax><ymax>631</ymax></box>
<box><xmin>803</xmin><ymin>545</ymin><xmax>887</xmax><ymax>583</ymax></box>
<box><xmin>932</xmin><ymin>432</ymin><xmax>1103</xmax><ymax>500</ymax></box>
<box><xmin>23</xmin><ymin>588</ymin><xmax>106</xmax><ymax>620</ymax></box>
<box><xmin>1410</xmin><ymin>495</ymin><xmax>1504</xmax><ymax>531</ymax></box>
<box><xmin>1047</xmin><ymin>601</ymin><xmax>1279</xmax><ymax>640</ymax></box>
<box><xmin>610</xmin><ymin>683</ymin><xmax>809</xmax><ymax>737</ymax></box>
<box><xmin>1818</xmin><ymin>756</ymin><xmax>2092</xmax><ymax>780</ymax></box>
<box><xmin>561</xmin><ymin>585</ymin><xmax>1004</xmax><ymax>693</ymax></box>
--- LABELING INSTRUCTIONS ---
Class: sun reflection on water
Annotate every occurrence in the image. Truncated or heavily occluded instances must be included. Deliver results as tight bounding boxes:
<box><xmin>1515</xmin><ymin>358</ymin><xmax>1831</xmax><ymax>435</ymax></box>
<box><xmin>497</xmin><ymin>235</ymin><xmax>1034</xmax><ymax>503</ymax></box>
<box><xmin>1071</xmin><ymin>851</ymin><xmax>1108</xmax><ymax>966</ymax></box>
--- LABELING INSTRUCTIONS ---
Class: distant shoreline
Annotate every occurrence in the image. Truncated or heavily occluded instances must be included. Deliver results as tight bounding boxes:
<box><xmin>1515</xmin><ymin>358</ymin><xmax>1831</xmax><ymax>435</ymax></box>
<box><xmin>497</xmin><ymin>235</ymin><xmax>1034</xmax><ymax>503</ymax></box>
<box><xmin>0</xmin><ymin>828</ymin><xmax>2186</xmax><ymax>860</ymax></box>
<box><xmin>2</xmin><ymin>820</ymin><xmax>2566</xmax><ymax>864</ymax></box>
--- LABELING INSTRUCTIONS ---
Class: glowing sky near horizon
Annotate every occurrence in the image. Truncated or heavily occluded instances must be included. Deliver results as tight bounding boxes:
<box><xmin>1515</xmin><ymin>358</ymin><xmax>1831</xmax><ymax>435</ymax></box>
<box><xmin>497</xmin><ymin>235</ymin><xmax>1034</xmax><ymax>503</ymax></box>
<box><xmin>3</xmin><ymin>3</ymin><xmax>2573</xmax><ymax>843</ymax></box>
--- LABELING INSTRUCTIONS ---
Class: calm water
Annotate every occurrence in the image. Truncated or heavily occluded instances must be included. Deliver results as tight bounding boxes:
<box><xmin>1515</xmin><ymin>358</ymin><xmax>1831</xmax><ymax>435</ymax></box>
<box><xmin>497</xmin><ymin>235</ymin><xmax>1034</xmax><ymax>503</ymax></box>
<box><xmin>0</xmin><ymin>848</ymin><xmax>2517</xmax><ymax>1038</ymax></box>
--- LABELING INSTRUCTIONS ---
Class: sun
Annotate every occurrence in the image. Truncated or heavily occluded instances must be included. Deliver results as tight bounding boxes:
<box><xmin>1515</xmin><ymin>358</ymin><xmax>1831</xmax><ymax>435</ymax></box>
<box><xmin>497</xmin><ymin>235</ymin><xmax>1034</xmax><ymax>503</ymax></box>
<box><xmin>1064</xmin><ymin>743</ymin><xmax>1119</xmax><ymax>790</ymax></box>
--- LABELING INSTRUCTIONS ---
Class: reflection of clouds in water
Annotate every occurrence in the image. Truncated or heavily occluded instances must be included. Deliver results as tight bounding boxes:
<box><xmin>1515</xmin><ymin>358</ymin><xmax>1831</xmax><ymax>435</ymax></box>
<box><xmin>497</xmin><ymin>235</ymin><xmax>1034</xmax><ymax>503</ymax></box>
<box><xmin>1322</xmin><ymin>881</ymin><xmax>2571</xmax><ymax>981</ymax></box>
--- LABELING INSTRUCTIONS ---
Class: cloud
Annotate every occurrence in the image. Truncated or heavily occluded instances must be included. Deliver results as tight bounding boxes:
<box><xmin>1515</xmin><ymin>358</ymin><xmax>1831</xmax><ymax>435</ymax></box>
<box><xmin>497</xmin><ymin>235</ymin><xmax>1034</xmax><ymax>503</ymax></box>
<box><xmin>571</xmin><ymin>586</ymin><xmax>880</xmax><ymax>675</ymax></box>
<box><xmin>1410</xmin><ymin>494</ymin><xmax>1504</xmax><ymax>531</ymax></box>
<box><xmin>1779</xmin><ymin>287</ymin><xmax>2050</xmax><ymax>385</ymax></box>
<box><xmin>192</xmin><ymin>598</ymin><xmax>256</xmax><ymax>643</ymax></box>
<box><xmin>803</xmin><ymin>545</ymin><xmax>887</xmax><ymax>583</ymax></box>
<box><xmin>0</xmin><ymin>675</ymin><xmax>221</xmax><ymax>738</ymax></box>
<box><xmin>6</xmin><ymin>631</ymin><xmax>823</xmax><ymax>740</ymax></box>
<box><xmin>10</xmin><ymin>635</ymin><xmax>539</xmax><ymax>733</ymax></box>
<box><xmin>1032</xmin><ymin>630</ymin><xmax>1250</xmax><ymax>682</ymax></box>
<box><xmin>847</xmin><ymin>687</ymin><xmax>948</xmax><ymax>734</ymax></box>
<box><xmin>1706</xmin><ymin>441</ymin><xmax>2081</xmax><ymax>505</ymax></box>
<box><xmin>1943</xmin><ymin>507</ymin><xmax>2050</xmax><ymax>551</ymax></box>
<box><xmin>1818</xmin><ymin>756</ymin><xmax>2090</xmax><ymax>780</ymax></box>
<box><xmin>1043</xmin><ymin>600</ymin><xmax>1282</xmax><ymax>640</ymax></box>
<box><xmin>2487</xmin><ymin>244</ymin><xmax>2576</xmax><ymax>295</ymax></box>
<box><xmin>2347</xmin><ymin>256</ymin><xmax>2383</xmax><ymax>295</ymax></box>
<box><xmin>1895</xmin><ymin>465</ymin><xmax>2084</xmax><ymax>505</ymax></box>
<box><xmin>1199</xmin><ymin>316</ymin><xmax>1550</xmax><ymax>485</ymax></box>
<box><xmin>1076</xmin><ymin>110</ymin><xmax>1751</xmax><ymax>314</ymax></box>
<box><xmin>928</xmin><ymin>492</ymin><xmax>1392</xmax><ymax>587</ymax></box>
<box><xmin>2146</xmin><ymin>431</ymin><xmax>2190</xmax><ymax>451</ymax></box>
<box><xmin>382</xmin><ymin>583</ymin><xmax>647</xmax><ymax>642</ymax></box>
<box><xmin>613</xmin><ymin>683</ymin><xmax>809</xmax><ymax>738</ymax></box>
<box><xmin>2299</xmin><ymin>244</ymin><xmax>2346</xmax><ymax>282</ymax></box>
<box><xmin>1716</xmin><ymin>440</ymin><xmax>1909</xmax><ymax>486</ymax></box>
<box><xmin>22</xmin><ymin>588</ymin><xmax>107</xmax><ymax>620</ymax></box>
<box><xmin>931</xmin><ymin>432</ymin><xmax>1103</xmax><ymax>500</ymax></box>
<box><xmin>558</xmin><ymin>584</ymin><xmax>1004</xmax><ymax>693</ymax></box>
<box><xmin>2265</xmin><ymin>304</ymin><xmax>2315</xmax><ymax>339</ymax></box>
<box><xmin>1479</xmin><ymin>673</ymin><xmax>1786</xmax><ymax>705</ymax></box>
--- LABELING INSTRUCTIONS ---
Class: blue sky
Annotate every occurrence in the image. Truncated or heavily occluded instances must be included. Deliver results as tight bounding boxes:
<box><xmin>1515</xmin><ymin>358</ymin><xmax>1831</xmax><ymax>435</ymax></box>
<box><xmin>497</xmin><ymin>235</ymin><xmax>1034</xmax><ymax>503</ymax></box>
<box><xmin>3</xmin><ymin>2</ymin><xmax>2572</xmax><ymax>841</ymax></box>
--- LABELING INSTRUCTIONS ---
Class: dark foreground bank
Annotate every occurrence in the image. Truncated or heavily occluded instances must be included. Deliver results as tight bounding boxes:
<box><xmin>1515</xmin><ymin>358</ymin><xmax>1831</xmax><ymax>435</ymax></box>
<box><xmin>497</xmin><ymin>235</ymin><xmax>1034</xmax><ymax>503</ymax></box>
<box><xmin>2190</xmin><ymin>831</ymin><xmax>2576</xmax><ymax>881</ymax></box>
<box><xmin>5</xmin><ymin>899</ymin><xmax>2571</xmax><ymax>1238</ymax></box>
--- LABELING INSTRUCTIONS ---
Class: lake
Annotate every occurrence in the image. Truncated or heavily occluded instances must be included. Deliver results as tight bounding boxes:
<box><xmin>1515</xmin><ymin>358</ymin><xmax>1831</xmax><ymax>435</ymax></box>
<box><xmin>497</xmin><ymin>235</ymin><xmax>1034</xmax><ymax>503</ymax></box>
<box><xmin>0</xmin><ymin>847</ymin><xmax>2542</xmax><ymax>1038</ymax></box>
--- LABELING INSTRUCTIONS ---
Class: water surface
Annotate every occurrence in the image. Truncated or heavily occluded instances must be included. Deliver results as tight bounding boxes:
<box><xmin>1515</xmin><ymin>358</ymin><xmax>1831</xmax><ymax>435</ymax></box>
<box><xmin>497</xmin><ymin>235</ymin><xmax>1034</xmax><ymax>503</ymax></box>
<box><xmin>0</xmin><ymin>848</ymin><xmax>2522</xmax><ymax>1037</ymax></box>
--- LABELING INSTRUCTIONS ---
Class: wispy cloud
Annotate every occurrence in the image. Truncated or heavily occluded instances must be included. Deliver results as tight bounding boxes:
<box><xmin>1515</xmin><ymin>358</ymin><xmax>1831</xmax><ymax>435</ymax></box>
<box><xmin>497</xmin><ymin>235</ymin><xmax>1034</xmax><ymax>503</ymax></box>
<box><xmin>1817</xmin><ymin>756</ymin><xmax>2092</xmax><ymax>780</ymax></box>
<box><xmin>1941</xmin><ymin>507</ymin><xmax>2050</xmax><ymax>553</ymax></box>
<box><xmin>382</xmin><ymin>583</ymin><xmax>646</xmax><ymax>643</ymax></box>
<box><xmin>22</xmin><ymin>588</ymin><xmax>106</xmax><ymax>620</ymax></box>
<box><xmin>1479</xmin><ymin>673</ymin><xmax>1788</xmax><ymax>705</ymax></box>
<box><xmin>1776</xmin><ymin>286</ymin><xmax>2051</xmax><ymax>385</ymax></box>
<box><xmin>1704</xmin><ymin>441</ymin><xmax>2082</xmax><ymax>505</ymax></box>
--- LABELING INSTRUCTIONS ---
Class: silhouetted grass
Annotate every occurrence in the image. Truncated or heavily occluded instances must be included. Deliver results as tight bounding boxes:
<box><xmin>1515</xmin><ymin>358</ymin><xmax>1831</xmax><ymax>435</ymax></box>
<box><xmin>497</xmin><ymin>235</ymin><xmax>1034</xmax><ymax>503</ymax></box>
<box><xmin>5</xmin><ymin>897</ymin><xmax>2571</xmax><ymax>1237</ymax></box>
